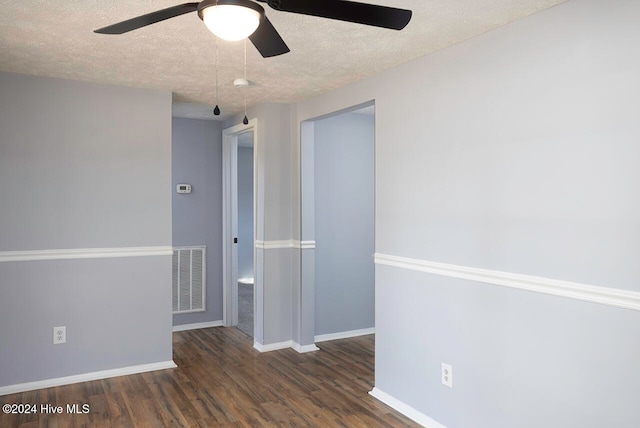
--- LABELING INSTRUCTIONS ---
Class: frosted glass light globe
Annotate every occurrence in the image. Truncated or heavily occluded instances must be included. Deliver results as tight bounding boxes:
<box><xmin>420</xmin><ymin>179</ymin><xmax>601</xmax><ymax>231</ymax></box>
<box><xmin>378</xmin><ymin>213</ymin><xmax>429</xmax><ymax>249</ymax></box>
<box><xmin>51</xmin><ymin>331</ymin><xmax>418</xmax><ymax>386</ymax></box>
<box><xmin>202</xmin><ymin>4</ymin><xmax>261</xmax><ymax>41</ymax></box>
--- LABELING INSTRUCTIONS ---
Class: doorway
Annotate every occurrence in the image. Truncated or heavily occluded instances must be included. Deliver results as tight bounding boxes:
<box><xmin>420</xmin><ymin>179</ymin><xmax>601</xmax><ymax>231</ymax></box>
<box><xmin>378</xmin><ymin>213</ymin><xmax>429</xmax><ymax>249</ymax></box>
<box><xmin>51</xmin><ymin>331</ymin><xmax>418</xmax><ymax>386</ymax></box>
<box><xmin>236</xmin><ymin>132</ymin><xmax>254</xmax><ymax>336</ymax></box>
<box><xmin>222</xmin><ymin>120</ymin><xmax>257</xmax><ymax>338</ymax></box>
<box><xmin>300</xmin><ymin>102</ymin><xmax>376</xmax><ymax>346</ymax></box>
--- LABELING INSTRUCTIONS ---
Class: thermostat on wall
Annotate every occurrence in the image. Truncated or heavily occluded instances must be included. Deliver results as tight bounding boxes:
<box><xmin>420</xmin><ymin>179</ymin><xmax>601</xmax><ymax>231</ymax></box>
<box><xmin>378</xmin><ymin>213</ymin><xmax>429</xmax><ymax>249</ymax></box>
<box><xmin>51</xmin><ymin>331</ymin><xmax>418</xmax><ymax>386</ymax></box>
<box><xmin>176</xmin><ymin>184</ymin><xmax>192</xmax><ymax>194</ymax></box>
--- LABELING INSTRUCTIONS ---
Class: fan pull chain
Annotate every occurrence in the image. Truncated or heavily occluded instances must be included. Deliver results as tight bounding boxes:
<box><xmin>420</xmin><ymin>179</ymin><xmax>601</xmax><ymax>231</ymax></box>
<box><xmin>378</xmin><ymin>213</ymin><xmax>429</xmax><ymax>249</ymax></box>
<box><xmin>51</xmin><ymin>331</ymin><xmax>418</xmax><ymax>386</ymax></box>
<box><xmin>242</xmin><ymin>39</ymin><xmax>249</xmax><ymax>125</ymax></box>
<box><xmin>213</xmin><ymin>36</ymin><xmax>221</xmax><ymax>116</ymax></box>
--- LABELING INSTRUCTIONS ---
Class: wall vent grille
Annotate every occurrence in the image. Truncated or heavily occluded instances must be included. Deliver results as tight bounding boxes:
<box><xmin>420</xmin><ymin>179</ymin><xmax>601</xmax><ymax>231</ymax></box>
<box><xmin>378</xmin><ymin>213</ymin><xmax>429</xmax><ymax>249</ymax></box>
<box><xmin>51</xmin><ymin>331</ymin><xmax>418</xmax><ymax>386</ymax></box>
<box><xmin>172</xmin><ymin>246</ymin><xmax>206</xmax><ymax>314</ymax></box>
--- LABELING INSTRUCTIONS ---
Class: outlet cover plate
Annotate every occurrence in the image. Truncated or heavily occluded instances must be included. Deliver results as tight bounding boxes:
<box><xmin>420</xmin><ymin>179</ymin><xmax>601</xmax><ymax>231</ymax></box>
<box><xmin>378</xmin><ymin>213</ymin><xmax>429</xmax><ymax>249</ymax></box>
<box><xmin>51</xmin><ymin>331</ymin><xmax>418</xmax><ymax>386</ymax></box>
<box><xmin>442</xmin><ymin>363</ymin><xmax>452</xmax><ymax>387</ymax></box>
<box><xmin>53</xmin><ymin>326</ymin><xmax>66</xmax><ymax>344</ymax></box>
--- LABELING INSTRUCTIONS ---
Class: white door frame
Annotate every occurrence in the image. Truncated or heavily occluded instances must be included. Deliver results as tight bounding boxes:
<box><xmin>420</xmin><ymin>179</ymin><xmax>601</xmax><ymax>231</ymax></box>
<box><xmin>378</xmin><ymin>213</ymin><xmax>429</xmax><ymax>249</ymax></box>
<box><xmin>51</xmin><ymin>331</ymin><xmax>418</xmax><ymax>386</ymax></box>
<box><xmin>222</xmin><ymin>119</ymin><xmax>257</xmax><ymax>328</ymax></box>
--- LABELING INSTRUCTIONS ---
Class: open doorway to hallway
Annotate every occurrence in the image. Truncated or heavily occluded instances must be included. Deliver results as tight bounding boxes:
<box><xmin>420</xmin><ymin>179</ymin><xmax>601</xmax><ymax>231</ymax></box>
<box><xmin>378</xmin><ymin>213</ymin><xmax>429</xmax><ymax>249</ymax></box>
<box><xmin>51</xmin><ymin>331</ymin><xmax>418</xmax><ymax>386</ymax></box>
<box><xmin>300</xmin><ymin>102</ymin><xmax>375</xmax><ymax>346</ymax></box>
<box><xmin>222</xmin><ymin>119</ymin><xmax>259</xmax><ymax>341</ymax></box>
<box><xmin>236</xmin><ymin>131</ymin><xmax>254</xmax><ymax>337</ymax></box>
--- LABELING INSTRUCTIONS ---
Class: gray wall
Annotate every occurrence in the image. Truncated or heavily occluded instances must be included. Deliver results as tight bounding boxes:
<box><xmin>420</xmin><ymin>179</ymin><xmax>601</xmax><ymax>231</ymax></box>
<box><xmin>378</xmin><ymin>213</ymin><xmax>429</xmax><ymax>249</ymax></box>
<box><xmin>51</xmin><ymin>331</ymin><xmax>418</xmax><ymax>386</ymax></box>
<box><xmin>172</xmin><ymin>117</ymin><xmax>223</xmax><ymax>325</ymax></box>
<box><xmin>295</xmin><ymin>0</ymin><xmax>640</xmax><ymax>426</ymax></box>
<box><xmin>0</xmin><ymin>72</ymin><xmax>173</xmax><ymax>387</ymax></box>
<box><xmin>237</xmin><ymin>145</ymin><xmax>254</xmax><ymax>281</ymax></box>
<box><xmin>314</xmin><ymin>112</ymin><xmax>374</xmax><ymax>335</ymax></box>
<box><xmin>225</xmin><ymin>103</ymin><xmax>295</xmax><ymax>345</ymax></box>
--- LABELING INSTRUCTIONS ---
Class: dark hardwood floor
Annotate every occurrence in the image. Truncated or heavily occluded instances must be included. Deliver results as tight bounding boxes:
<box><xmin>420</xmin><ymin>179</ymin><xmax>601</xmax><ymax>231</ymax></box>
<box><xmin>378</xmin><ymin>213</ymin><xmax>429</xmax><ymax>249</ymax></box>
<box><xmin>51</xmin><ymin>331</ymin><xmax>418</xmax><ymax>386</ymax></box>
<box><xmin>1</xmin><ymin>327</ymin><xmax>420</xmax><ymax>427</ymax></box>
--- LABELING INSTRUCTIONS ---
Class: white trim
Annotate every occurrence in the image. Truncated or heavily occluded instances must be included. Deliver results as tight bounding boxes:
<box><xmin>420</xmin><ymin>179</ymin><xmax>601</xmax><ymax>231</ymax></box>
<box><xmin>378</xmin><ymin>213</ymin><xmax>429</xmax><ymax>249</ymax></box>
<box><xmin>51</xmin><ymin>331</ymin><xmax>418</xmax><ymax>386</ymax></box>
<box><xmin>253</xmin><ymin>340</ymin><xmax>293</xmax><ymax>352</ymax></box>
<box><xmin>0</xmin><ymin>246</ymin><xmax>173</xmax><ymax>263</ymax></box>
<box><xmin>299</xmin><ymin>240</ymin><xmax>316</xmax><ymax>249</ymax></box>
<box><xmin>255</xmin><ymin>240</ymin><xmax>295</xmax><ymax>249</ymax></box>
<box><xmin>315</xmin><ymin>327</ymin><xmax>375</xmax><ymax>343</ymax></box>
<box><xmin>253</xmin><ymin>340</ymin><xmax>320</xmax><ymax>353</ymax></box>
<box><xmin>172</xmin><ymin>320</ymin><xmax>223</xmax><ymax>332</ymax></box>
<box><xmin>369</xmin><ymin>387</ymin><xmax>447</xmax><ymax>428</ymax></box>
<box><xmin>292</xmin><ymin>342</ymin><xmax>320</xmax><ymax>353</ymax></box>
<box><xmin>374</xmin><ymin>253</ymin><xmax>640</xmax><ymax>312</ymax></box>
<box><xmin>0</xmin><ymin>361</ymin><xmax>177</xmax><ymax>396</ymax></box>
<box><xmin>254</xmin><ymin>240</ymin><xmax>315</xmax><ymax>249</ymax></box>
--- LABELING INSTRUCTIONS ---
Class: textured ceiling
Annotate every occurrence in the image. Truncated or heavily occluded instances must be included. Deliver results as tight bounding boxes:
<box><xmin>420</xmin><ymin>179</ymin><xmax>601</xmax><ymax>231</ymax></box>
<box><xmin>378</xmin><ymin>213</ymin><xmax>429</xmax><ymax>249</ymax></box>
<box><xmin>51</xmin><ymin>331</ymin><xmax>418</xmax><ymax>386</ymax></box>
<box><xmin>0</xmin><ymin>0</ymin><xmax>565</xmax><ymax>120</ymax></box>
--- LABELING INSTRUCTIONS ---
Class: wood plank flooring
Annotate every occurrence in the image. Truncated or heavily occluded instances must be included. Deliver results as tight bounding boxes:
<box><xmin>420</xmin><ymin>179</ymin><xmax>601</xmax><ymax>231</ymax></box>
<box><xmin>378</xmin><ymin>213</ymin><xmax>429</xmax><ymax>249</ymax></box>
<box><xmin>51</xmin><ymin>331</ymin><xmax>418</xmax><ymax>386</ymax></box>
<box><xmin>1</xmin><ymin>327</ymin><xmax>420</xmax><ymax>427</ymax></box>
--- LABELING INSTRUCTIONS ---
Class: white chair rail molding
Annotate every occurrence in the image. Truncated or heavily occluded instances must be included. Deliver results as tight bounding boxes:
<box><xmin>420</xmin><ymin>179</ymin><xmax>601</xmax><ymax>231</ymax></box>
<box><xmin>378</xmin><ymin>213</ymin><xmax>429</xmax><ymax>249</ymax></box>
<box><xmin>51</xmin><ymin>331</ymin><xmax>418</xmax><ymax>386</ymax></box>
<box><xmin>374</xmin><ymin>253</ymin><xmax>640</xmax><ymax>312</ymax></box>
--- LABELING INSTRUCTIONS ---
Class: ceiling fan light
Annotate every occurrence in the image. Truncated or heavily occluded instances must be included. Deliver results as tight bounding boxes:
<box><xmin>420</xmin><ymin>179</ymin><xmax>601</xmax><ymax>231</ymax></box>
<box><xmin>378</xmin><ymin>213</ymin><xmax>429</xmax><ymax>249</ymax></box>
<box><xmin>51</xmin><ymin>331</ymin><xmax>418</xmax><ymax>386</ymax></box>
<box><xmin>201</xmin><ymin>4</ymin><xmax>261</xmax><ymax>42</ymax></box>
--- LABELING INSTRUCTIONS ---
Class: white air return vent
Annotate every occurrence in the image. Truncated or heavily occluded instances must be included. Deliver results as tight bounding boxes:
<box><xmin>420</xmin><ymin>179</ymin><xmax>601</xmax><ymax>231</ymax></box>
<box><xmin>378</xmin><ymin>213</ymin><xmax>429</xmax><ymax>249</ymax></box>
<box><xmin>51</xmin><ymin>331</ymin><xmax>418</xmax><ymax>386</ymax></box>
<box><xmin>172</xmin><ymin>246</ymin><xmax>206</xmax><ymax>314</ymax></box>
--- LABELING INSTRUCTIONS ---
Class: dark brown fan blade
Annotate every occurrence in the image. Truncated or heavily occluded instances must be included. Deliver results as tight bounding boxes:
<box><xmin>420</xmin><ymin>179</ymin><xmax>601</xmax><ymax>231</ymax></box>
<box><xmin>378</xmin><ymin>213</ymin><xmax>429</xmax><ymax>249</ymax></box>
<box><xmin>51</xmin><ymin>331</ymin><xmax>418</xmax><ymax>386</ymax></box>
<box><xmin>94</xmin><ymin>3</ymin><xmax>200</xmax><ymax>34</ymax></box>
<box><xmin>249</xmin><ymin>16</ymin><xmax>290</xmax><ymax>57</ymax></box>
<box><xmin>267</xmin><ymin>0</ymin><xmax>411</xmax><ymax>30</ymax></box>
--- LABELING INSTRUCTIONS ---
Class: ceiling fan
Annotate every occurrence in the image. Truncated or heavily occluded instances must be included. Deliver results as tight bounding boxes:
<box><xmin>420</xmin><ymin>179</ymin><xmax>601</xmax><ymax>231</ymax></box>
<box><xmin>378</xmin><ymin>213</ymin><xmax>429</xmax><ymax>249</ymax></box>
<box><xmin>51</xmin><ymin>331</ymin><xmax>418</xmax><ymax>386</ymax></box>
<box><xmin>94</xmin><ymin>0</ymin><xmax>413</xmax><ymax>58</ymax></box>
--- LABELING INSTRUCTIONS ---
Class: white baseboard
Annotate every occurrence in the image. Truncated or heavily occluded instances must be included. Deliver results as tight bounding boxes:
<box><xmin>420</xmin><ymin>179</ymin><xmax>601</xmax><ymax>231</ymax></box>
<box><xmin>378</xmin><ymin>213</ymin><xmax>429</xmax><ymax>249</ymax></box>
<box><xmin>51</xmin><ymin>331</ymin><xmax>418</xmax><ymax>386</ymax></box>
<box><xmin>253</xmin><ymin>340</ymin><xmax>293</xmax><ymax>352</ymax></box>
<box><xmin>0</xmin><ymin>360</ymin><xmax>177</xmax><ymax>396</ymax></box>
<box><xmin>254</xmin><ymin>340</ymin><xmax>319</xmax><ymax>353</ymax></box>
<box><xmin>369</xmin><ymin>387</ymin><xmax>447</xmax><ymax>428</ymax></box>
<box><xmin>254</xmin><ymin>331</ymin><xmax>374</xmax><ymax>353</ymax></box>
<box><xmin>292</xmin><ymin>342</ymin><xmax>320</xmax><ymax>353</ymax></box>
<box><xmin>172</xmin><ymin>320</ymin><xmax>223</xmax><ymax>332</ymax></box>
<box><xmin>315</xmin><ymin>327</ymin><xmax>375</xmax><ymax>343</ymax></box>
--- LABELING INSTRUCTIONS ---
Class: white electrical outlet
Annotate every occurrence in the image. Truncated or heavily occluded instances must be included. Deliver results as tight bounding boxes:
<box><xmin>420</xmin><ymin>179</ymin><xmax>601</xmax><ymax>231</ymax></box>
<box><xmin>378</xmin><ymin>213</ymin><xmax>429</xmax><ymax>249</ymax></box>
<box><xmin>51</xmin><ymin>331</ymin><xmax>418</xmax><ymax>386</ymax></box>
<box><xmin>53</xmin><ymin>326</ymin><xmax>66</xmax><ymax>344</ymax></box>
<box><xmin>442</xmin><ymin>363</ymin><xmax>453</xmax><ymax>388</ymax></box>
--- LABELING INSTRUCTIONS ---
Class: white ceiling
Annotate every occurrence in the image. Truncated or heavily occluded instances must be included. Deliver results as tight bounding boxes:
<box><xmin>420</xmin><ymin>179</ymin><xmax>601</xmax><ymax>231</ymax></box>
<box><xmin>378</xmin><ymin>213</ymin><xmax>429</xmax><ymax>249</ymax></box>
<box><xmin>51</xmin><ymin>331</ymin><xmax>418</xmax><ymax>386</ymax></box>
<box><xmin>0</xmin><ymin>1</ymin><xmax>565</xmax><ymax>120</ymax></box>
